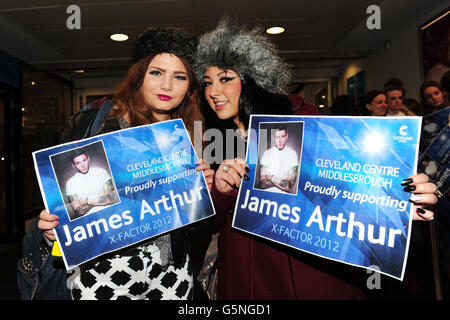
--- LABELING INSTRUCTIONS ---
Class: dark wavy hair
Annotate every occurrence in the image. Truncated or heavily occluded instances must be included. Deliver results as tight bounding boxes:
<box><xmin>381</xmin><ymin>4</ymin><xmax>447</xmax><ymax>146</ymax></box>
<box><xmin>383</xmin><ymin>77</ymin><xmax>405</xmax><ymax>96</ymax></box>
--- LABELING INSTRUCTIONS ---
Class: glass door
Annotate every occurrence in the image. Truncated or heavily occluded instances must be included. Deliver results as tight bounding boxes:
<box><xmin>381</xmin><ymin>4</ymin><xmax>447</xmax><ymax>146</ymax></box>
<box><xmin>0</xmin><ymin>92</ymin><xmax>5</xmax><ymax>238</ymax></box>
<box><xmin>0</xmin><ymin>87</ymin><xmax>23</xmax><ymax>241</ymax></box>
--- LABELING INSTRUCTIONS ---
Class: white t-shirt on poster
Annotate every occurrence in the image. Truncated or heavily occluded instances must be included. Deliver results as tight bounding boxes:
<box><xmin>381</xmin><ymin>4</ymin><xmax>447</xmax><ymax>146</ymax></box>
<box><xmin>260</xmin><ymin>146</ymin><xmax>298</xmax><ymax>193</ymax></box>
<box><xmin>66</xmin><ymin>167</ymin><xmax>111</xmax><ymax>214</ymax></box>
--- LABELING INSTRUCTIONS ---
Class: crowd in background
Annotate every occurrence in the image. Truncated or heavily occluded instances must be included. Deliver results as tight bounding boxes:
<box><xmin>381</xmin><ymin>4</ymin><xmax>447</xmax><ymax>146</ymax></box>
<box><xmin>329</xmin><ymin>71</ymin><xmax>450</xmax><ymax>117</ymax></box>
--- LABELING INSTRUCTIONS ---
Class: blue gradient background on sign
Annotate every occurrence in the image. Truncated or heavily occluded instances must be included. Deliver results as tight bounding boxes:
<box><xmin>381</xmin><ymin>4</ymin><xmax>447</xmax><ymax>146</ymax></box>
<box><xmin>233</xmin><ymin>115</ymin><xmax>421</xmax><ymax>279</ymax></box>
<box><xmin>34</xmin><ymin>119</ymin><xmax>215</xmax><ymax>269</ymax></box>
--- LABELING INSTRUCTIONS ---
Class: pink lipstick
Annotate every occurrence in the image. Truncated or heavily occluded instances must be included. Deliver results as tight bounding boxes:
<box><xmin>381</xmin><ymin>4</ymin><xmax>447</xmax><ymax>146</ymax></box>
<box><xmin>214</xmin><ymin>101</ymin><xmax>227</xmax><ymax>111</ymax></box>
<box><xmin>157</xmin><ymin>94</ymin><xmax>172</xmax><ymax>101</ymax></box>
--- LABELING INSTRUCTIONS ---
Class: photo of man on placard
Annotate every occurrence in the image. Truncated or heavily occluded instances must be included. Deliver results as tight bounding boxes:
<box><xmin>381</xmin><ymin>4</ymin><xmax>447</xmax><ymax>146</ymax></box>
<box><xmin>254</xmin><ymin>122</ymin><xmax>303</xmax><ymax>195</ymax></box>
<box><xmin>50</xmin><ymin>141</ymin><xmax>120</xmax><ymax>220</ymax></box>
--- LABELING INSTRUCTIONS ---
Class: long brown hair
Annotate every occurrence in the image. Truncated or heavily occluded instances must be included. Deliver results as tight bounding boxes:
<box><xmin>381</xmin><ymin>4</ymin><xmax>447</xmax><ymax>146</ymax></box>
<box><xmin>110</xmin><ymin>53</ymin><xmax>204</xmax><ymax>142</ymax></box>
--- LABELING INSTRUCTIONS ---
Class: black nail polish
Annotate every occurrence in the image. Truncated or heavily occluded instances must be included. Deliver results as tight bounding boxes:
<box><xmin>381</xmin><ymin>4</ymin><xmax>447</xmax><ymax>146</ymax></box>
<box><xmin>245</xmin><ymin>166</ymin><xmax>250</xmax><ymax>172</ymax></box>
<box><xmin>401</xmin><ymin>178</ymin><xmax>413</xmax><ymax>186</ymax></box>
<box><xmin>416</xmin><ymin>208</ymin><xmax>426</xmax><ymax>214</ymax></box>
<box><xmin>403</xmin><ymin>185</ymin><xmax>416</xmax><ymax>192</ymax></box>
<box><xmin>243</xmin><ymin>173</ymin><xmax>250</xmax><ymax>181</ymax></box>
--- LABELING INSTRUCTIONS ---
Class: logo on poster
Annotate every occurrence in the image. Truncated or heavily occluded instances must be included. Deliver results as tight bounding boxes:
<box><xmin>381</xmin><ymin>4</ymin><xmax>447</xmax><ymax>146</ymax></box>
<box><xmin>399</xmin><ymin>125</ymin><xmax>408</xmax><ymax>136</ymax></box>
<box><xmin>393</xmin><ymin>125</ymin><xmax>413</xmax><ymax>143</ymax></box>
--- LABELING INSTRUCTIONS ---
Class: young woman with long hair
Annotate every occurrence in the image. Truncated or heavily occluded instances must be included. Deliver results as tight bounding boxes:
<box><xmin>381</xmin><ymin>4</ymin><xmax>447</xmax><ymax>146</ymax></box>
<box><xmin>194</xmin><ymin>18</ymin><xmax>438</xmax><ymax>299</ymax></box>
<box><xmin>37</xmin><ymin>27</ymin><xmax>213</xmax><ymax>300</ymax></box>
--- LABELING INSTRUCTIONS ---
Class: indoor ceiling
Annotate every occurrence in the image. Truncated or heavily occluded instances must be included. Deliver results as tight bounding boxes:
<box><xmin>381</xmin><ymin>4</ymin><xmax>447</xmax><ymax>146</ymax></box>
<box><xmin>0</xmin><ymin>0</ymin><xmax>444</xmax><ymax>81</ymax></box>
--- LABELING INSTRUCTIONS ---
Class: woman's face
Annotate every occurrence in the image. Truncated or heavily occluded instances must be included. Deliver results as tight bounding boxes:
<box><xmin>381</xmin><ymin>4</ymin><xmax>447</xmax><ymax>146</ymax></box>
<box><xmin>366</xmin><ymin>94</ymin><xmax>387</xmax><ymax>116</ymax></box>
<box><xmin>423</xmin><ymin>86</ymin><xmax>444</xmax><ymax>107</ymax></box>
<box><xmin>203</xmin><ymin>66</ymin><xmax>242</xmax><ymax>122</ymax></box>
<box><xmin>140</xmin><ymin>53</ymin><xmax>189</xmax><ymax>116</ymax></box>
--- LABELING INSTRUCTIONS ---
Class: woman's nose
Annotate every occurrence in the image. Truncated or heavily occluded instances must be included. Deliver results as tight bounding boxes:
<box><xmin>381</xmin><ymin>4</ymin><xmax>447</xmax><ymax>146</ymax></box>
<box><xmin>160</xmin><ymin>76</ymin><xmax>172</xmax><ymax>91</ymax></box>
<box><xmin>209</xmin><ymin>83</ymin><xmax>221</xmax><ymax>97</ymax></box>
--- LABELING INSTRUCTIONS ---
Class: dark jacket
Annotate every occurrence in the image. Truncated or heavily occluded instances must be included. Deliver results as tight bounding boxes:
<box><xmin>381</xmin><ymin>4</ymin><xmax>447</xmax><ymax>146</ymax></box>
<box><xmin>16</xmin><ymin>99</ymin><xmax>113</xmax><ymax>300</ymax></box>
<box><xmin>17</xmin><ymin>218</ymin><xmax>71</xmax><ymax>300</ymax></box>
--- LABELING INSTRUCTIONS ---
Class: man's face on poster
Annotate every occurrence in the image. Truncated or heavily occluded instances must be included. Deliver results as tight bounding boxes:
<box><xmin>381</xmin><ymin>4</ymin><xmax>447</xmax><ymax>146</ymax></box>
<box><xmin>274</xmin><ymin>129</ymin><xmax>288</xmax><ymax>150</ymax></box>
<box><xmin>72</xmin><ymin>153</ymin><xmax>90</xmax><ymax>174</ymax></box>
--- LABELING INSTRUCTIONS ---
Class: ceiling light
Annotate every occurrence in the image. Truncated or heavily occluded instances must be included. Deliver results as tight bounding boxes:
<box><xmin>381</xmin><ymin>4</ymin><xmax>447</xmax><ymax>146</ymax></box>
<box><xmin>74</xmin><ymin>69</ymin><xmax>85</xmax><ymax>73</ymax></box>
<box><xmin>110</xmin><ymin>33</ymin><xmax>129</xmax><ymax>41</ymax></box>
<box><xmin>266</xmin><ymin>26</ymin><xmax>285</xmax><ymax>35</ymax></box>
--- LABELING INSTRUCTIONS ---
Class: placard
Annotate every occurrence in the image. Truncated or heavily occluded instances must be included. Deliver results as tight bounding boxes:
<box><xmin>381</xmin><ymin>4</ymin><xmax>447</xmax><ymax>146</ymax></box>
<box><xmin>233</xmin><ymin>115</ymin><xmax>422</xmax><ymax>280</ymax></box>
<box><xmin>33</xmin><ymin>119</ymin><xmax>215</xmax><ymax>270</ymax></box>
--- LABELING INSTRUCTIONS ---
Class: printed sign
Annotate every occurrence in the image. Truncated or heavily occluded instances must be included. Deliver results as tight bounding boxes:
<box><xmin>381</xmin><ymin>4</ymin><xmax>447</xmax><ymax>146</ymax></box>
<box><xmin>233</xmin><ymin>115</ymin><xmax>422</xmax><ymax>280</ymax></box>
<box><xmin>419</xmin><ymin>107</ymin><xmax>449</xmax><ymax>153</ymax></box>
<box><xmin>33</xmin><ymin>119</ymin><xmax>215</xmax><ymax>270</ymax></box>
<box><xmin>418</xmin><ymin>107</ymin><xmax>449</xmax><ymax>195</ymax></box>
<box><xmin>418</xmin><ymin>125</ymin><xmax>450</xmax><ymax>195</ymax></box>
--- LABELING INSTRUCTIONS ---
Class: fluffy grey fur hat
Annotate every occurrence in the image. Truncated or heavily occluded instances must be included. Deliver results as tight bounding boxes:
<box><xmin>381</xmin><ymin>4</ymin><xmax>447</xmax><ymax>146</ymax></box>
<box><xmin>194</xmin><ymin>17</ymin><xmax>291</xmax><ymax>94</ymax></box>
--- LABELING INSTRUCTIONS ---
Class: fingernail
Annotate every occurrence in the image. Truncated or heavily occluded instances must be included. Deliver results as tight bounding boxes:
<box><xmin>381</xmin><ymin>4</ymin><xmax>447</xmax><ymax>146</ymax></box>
<box><xmin>410</xmin><ymin>194</ymin><xmax>422</xmax><ymax>202</ymax></box>
<box><xmin>245</xmin><ymin>166</ymin><xmax>250</xmax><ymax>172</ymax></box>
<box><xmin>401</xmin><ymin>178</ymin><xmax>413</xmax><ymax>186</ymax></box>
<box><xmin>243</xmin><ymin>173</ymin><xmax>250</xmax><ymax>181</ymax></box>
<box><xmin>416</xmin><ymin>208</ymin><xmax>426</xmax><ymax>215</ymax></box>
<box><xmin>403</xmin><ymin>185</ymin><xmax>416</xmax><ymax>192</ymax></box>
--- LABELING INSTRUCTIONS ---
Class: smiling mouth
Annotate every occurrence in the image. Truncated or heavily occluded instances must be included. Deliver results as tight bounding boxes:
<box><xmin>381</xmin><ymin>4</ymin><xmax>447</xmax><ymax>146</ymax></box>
<box><xmin>157</xmin><ymin>94</ymin><xmax>173</xmax><ymax>101</ymax></box>
<box><xmin>214</xmin><ymin>101</ymin><xmax>227</xmax><ymax>110</ymax></box>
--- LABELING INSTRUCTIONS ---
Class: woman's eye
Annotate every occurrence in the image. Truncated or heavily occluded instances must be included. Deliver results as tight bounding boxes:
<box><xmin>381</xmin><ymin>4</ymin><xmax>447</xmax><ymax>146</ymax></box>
<box><xmin>220</xmin><ymin>77</ymin><xmax>234</xmax><ymax>83</ymax></box>
<box><xmin>149</xmin><ymin>70</ymin><xmax>161</xmax><ymax>76</ymax></box>
<box><xmin>175</xmin><ymin>75</ymin><xmax>187</xmax><ymax>80</ymax></box>
<box><xmin>202</xmin><ymin>81</ymin><xmax>212</xmax><ymax>87</ymax></box>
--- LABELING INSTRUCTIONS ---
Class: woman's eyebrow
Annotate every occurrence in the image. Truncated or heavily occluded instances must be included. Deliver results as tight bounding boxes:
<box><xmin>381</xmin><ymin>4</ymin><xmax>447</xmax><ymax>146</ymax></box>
<box><xmin>149</xmin><ymin>65</ymin><xmax>187</xmax><ymax>74</ymax></box>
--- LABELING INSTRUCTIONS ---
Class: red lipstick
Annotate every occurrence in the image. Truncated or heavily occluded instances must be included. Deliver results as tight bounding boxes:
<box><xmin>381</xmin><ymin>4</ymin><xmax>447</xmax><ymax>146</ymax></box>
<box><xmin>157</xmin><ymin>94</ymin><xmax>172</xmax><ymax>101</ymax></box>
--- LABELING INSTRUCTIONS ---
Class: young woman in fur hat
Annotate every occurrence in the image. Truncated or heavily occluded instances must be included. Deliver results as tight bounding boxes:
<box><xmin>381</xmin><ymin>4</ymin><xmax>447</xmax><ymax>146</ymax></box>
<box><xmin>37</xmin><ymin>27</ymin><xmax>213</xmax><ymax>300</ymax></box>
<box><xmin>194</xmin><ymin>18</ymin><xmax>439</xmax><ymax>299</ymax></box>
